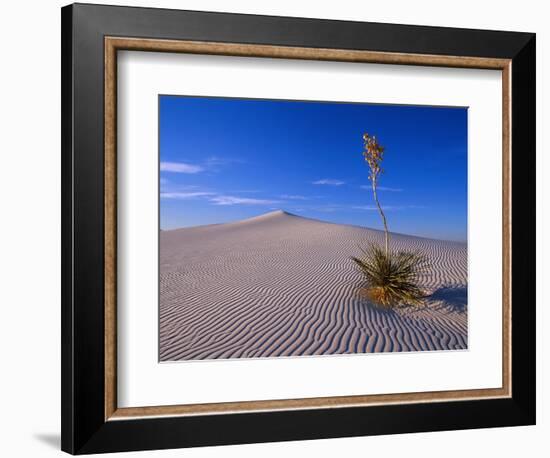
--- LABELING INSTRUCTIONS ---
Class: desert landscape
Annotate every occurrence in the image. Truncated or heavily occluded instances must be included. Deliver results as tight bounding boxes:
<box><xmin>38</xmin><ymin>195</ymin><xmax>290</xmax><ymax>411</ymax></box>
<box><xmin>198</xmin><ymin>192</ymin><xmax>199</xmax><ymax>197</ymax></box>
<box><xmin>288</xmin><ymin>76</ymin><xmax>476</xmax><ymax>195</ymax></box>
<box><xmin>159</xmin><ymin>210</ymin><xmax>467</xmax><ymax>361</ymax></box>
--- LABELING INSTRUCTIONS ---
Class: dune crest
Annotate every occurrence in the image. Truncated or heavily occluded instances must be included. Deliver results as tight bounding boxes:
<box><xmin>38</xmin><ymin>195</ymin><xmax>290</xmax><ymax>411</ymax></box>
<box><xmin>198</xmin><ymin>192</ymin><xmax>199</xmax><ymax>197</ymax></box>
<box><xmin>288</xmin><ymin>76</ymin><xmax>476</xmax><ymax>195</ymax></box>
<box><xmin>160</xmin><ymin>211</ymin><xmax>467</xmax><ymax>361</ymax></box>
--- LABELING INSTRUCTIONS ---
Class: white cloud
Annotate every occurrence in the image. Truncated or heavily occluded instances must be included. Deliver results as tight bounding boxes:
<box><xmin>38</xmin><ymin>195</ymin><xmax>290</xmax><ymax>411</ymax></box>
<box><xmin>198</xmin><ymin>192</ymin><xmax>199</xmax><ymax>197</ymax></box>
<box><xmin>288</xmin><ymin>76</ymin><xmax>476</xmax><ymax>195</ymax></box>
<box><xmin>160</xmin><ymin>161</ymin><xmax>204</xmax><ymax>173</ymax></box>
<box><xmin>161</xmin><ymin>192</ymin><xmax>214</xmax><ymax>199</ymax></box>
<box><xmin>280</xmin><ymin>194</ymin><xmax>308</xmax><ymax>200</ymax></box>
<box><xmin>210</xmin><ymin>195</ymin><xmax>280</xmax><ymax>206</ymax></box>
<box><xmin>378</xmin><ymin>187</ymin><xmax>403</xmax><ymax>192</ymax></box>
<box><xmin>360</xmin><ymin>185</ymin><xmax>403</xmax><ymax>192</ymax></box>
<box><xmin>312</xmin><ymin>179</ymin><xmax>345</xmax><ymax>186</ymax></box>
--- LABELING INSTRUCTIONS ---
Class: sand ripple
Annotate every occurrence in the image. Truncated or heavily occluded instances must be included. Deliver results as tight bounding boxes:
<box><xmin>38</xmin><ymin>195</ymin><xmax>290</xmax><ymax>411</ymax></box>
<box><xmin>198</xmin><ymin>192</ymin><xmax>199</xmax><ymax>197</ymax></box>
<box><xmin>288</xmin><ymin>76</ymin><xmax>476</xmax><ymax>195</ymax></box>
<box><xmin>160</xmin><ymin>211</ymin><xmax>467</xmax><ymax>361</ymax></box>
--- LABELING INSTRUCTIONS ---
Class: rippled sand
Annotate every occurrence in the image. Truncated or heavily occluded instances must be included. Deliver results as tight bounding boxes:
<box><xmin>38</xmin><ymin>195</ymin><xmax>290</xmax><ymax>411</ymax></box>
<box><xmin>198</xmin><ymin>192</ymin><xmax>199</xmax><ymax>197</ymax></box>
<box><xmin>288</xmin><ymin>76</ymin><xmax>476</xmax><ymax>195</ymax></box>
<box><xmin>160</xmin><ymin>211</ymin><xmax>467</xmax><ymax>361</ymax></box>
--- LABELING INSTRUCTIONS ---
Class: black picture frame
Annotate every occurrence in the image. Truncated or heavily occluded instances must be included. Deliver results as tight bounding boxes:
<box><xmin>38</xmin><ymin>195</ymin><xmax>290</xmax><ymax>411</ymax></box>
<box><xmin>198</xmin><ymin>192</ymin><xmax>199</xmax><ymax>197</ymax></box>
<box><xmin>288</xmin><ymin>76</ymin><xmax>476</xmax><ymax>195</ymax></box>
<box><xmin>61</xmin><ymin>3</ymin><xmax>535</xmax><ymax>454</ymax></box>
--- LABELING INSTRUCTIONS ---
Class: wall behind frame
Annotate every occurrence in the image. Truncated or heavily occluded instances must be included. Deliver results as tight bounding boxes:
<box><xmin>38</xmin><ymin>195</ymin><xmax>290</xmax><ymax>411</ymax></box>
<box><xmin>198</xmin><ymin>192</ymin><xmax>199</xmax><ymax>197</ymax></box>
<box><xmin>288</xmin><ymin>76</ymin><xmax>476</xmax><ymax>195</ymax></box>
<box><xmin>0</xmin><ymin>1</ymin><xmax>544</xmax><ymax>457</ymax></box>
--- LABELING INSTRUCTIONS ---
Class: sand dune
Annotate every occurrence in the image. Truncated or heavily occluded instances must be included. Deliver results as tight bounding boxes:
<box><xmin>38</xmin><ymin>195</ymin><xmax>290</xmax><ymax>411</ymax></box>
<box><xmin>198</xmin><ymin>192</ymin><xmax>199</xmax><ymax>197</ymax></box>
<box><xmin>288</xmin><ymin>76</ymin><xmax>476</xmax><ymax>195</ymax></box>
<box><xmin>160</xmin><ymin>210</ymin><xmax>467</xmax><ymax>361</ymax></box>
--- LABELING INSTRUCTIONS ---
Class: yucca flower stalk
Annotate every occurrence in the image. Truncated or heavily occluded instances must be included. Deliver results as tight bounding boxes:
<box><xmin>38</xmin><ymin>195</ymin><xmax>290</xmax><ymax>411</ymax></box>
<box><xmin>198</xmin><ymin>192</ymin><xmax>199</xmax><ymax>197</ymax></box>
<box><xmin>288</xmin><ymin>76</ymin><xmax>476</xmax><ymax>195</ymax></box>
<box><xmin>362</xmin><ymin>133</ymin><xmax>389</xmax><ymax>256</ymax></box>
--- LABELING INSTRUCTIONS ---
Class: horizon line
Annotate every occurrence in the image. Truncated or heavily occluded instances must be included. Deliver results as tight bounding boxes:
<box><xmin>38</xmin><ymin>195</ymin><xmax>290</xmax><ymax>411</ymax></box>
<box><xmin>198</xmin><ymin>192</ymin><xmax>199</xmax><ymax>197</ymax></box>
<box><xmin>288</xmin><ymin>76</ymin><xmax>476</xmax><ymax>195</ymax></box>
<box><xmin>160</xmin><ymin>209</ymin><xmax>467</xmax><ymax>244</ymax></box>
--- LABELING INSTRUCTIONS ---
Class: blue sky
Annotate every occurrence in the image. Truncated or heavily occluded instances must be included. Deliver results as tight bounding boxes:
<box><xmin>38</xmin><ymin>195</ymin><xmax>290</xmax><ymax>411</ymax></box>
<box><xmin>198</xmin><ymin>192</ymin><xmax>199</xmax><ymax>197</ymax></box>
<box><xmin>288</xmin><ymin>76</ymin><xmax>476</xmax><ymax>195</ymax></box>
<box><xmin>159</xmin><ymin>95</ymin><xmax>467</xmax><ymax>242</ymax></box>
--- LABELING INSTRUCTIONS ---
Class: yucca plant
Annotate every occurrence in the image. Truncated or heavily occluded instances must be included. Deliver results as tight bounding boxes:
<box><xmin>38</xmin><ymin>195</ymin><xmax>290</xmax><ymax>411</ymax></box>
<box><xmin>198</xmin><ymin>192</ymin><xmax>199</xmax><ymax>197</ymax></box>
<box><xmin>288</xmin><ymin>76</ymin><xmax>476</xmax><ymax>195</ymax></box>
<box><xmin>353</xmin><ymin>133</ymin><xmax>427</xmax><ymax>307</ymax></box>
<box><xmin>351</xmin><ymin>245</ymin><xmax>427</xmax><ymax>308</ymax></box>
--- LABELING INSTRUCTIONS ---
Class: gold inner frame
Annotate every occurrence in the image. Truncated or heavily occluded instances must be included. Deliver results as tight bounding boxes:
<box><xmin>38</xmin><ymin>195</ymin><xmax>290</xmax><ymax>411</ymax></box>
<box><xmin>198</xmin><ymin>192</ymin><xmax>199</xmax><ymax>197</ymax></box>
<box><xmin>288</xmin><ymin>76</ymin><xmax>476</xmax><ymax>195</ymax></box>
<box><xmin>104</xmin><ymin>37</ymin><xmax>512</xmax><ymax>421</ymax></box>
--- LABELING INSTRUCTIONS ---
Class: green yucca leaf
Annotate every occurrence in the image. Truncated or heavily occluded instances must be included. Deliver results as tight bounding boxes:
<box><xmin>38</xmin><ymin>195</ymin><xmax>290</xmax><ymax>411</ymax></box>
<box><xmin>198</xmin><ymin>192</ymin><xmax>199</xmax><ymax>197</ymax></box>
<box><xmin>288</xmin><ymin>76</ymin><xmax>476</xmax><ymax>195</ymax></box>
<box><xmin>351</xmin><ymin>244</ymin><xmax>428</xmax><ymax>308</ymax></box>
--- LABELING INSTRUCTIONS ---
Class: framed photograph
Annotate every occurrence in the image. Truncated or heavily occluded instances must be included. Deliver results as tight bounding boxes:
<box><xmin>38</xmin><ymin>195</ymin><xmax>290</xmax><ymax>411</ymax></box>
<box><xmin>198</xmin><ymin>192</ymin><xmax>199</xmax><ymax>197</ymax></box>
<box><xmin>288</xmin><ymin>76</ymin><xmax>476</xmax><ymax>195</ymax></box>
<box><xmin>61</xmin><ymin>3</ymin><xmax>536</xmax><ymax>454</ymax></box>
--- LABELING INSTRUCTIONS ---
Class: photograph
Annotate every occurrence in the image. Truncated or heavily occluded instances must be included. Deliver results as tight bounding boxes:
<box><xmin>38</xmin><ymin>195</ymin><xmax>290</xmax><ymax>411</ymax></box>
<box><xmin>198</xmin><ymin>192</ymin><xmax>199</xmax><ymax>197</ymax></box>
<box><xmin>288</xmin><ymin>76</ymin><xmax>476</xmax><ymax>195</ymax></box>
<box><xmin>159</xmin><ymin>95</ymin><xmax>468</xmax><ymax>362</ymax></box>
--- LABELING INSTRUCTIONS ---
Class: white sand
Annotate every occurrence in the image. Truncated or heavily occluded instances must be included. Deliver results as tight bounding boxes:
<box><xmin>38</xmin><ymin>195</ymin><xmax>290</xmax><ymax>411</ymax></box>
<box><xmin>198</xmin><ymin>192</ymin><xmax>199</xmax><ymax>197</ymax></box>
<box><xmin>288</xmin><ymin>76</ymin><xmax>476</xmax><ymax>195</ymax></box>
<box><xmin>160</xmin><ymin>210</ymin><xmax>467</xmax><ymax>361</ymax></box>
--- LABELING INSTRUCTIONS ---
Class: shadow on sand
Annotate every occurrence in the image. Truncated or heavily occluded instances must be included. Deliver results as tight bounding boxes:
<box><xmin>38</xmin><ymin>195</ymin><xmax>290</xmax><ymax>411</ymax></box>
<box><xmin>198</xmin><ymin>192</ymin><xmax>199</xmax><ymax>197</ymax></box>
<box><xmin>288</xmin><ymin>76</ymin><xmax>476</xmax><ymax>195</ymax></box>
<box><xmin>429</xmin><ymin>286</ymin><xmax>467</xmax><ymax>312</ymax></box>
<box><xmin>354</xmin><ymin>285</ymin><xmax>468</xmax><ymax>315</ymax></box>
